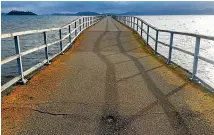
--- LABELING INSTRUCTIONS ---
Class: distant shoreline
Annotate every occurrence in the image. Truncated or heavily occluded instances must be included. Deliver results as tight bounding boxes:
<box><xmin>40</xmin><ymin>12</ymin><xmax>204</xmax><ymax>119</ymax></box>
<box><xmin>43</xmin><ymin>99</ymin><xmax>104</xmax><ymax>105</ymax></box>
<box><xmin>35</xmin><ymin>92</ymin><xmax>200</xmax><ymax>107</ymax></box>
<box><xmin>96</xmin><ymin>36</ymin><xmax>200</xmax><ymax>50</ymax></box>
<box><xmin>6</xmin><ymin>10</ymin><xmax>37</xmax><ymax>15</ymax></box>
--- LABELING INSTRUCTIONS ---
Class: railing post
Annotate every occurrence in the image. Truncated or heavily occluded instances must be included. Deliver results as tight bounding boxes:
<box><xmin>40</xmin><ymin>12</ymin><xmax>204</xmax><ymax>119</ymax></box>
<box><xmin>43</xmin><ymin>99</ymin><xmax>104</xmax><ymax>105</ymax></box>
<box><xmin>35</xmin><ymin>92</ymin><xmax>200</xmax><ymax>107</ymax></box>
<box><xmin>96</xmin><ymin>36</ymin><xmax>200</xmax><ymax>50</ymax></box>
<box><xmin>127</xmin><ymin>17</ymin><xmax>129</xmax><ymax>26</ymax></box>
<box><xmin>79</xmin><ymin>19</ymin><xmax>81</xmax><ymax>31</ymax></box>
<box><xmin>14</xmin><ymin>36</ymin><xmax>27</xmax><ymax>84</ymax></box>
<box><xmin>137</xmin><ymin>18</ymin><xmax>139</xmax><ymax>32</ymax></box>
<box><xmin>133</xmin><ymin>17</ymin><xmax>135</xmax><ymax>29</ymax></box>
<box><xmin>131</xmin><ymin>17</ymin><xmax>132</xmax><ymax>28</ymax></box>
<box><xmin>88</xmin><ymin>16</ymin><xmax>90</xmax><ymax>26</ymax></box>
<box><xmin>124</xmin><ymin>17</ymin><xmax>126</xmax><ymax>25</ymax></box>
<box><xmin>92</xmin><ymin>16</ymin><xmax>93</xmax><ymax>25</ymax></box>
<box><xmin>59</xmin><ymin>29</ymin><xmax>64</xmax><ymax>54</ymax></box>
<box><xmin>83</xmin><ymin>17</ymin><xmax>84</xmax><ymax>28</ymax></box>
<box><xmin>87</xmin><ymin>17</ymin><xmax>89</xmax><ymax>27</ymax></box>
<box><xmin>44</xmin><ymin>32</ymin><xmax>51</xmax><ymax>65</ymax></box>
<box><xmin>141</xmin><ymin>21</ymin><xmax>143</xmax><ymax>37</ymax></box>
<box><xmin>85</xmin><ymin>17</ymin><xmax>87</xmax><ymax>27</ymax></box>
<box><xmin>88</xmin><ymin>17</ymin><xmax>89</xmax><ymax>27</ymax></box>
<box><xmin>167</xmin><ymin>33</ymin><xmax>174</xmax><ymax>64</ymax></box>
<box><xmin>75</xmin><ymin>21</ymin><xmax>77</xmax><ymax>36</ymax></box>
<box><xmin>84</xmin><ymin>17</ymin><xmax>86</xmax><ymax>28</ymax></box>
<box><xmin>155</xmin><ymin>30</ymin><xmax>159</xmax><ymax>55</ymax></box>
<box><xmin>191</xmin><ymin>37</ymin><xmax>201</xmax><ymax>80</ymax></box>
<box><xmin>147</xmin><ymin>26</ymin><xmax>149</xmax><ymax>45</ymax></box>
<box><xmin>68</xmin><ymin>25</ymin><xmax>71</xmax><ymax>43</ymax></box>
<box><xmin>87</xmin><ymin>16</ymin><xmax>88</xmax><ymax>27</ymax></box>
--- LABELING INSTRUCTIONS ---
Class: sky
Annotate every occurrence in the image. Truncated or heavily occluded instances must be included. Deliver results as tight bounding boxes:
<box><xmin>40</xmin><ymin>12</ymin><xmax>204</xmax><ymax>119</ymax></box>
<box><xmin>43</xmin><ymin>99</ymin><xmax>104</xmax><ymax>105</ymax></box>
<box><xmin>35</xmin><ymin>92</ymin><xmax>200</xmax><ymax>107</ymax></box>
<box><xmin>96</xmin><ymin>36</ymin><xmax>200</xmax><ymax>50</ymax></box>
<box><xmin>1</xmin><ymin>1</ymin><xmax>214</xmax><ymax>15</ymax></box>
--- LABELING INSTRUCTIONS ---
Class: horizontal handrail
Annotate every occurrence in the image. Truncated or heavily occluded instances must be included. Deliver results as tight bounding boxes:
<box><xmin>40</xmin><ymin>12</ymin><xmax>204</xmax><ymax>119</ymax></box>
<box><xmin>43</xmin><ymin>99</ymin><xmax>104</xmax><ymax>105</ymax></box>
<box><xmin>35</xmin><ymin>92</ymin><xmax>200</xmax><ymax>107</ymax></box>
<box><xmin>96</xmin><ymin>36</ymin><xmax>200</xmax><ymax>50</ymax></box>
<box><xmin>1</xmin><ymin>15</ymin><xmax>104</xmax><ymax>92</ymax></box>
<box><xmin>1</xmin><ymin>16</ymin><xmax>102</xmax><ymax>38</ymax></box>
<box><xmin>114</xmin><ymin>15</ymin><xmax>214</xmax><ymax>92</ymax></box>
<box><xmin>1</xmin><ymin>17</ymin><xmax>101</xmax><ymax>65</ymax></box>
<box><xmin>1</xmin><ymin>28</ymin><xmax>61</xmax><ymax>38</ymax></box>
<box><xmin>120</xmin><ymin>16</ymin><xmax>214</xmax><ymax>40</ymax></box>
<box><xmin>138</xmin><ymin>20</ymin><xmax>213</xmax><ymax>65</ymax></box>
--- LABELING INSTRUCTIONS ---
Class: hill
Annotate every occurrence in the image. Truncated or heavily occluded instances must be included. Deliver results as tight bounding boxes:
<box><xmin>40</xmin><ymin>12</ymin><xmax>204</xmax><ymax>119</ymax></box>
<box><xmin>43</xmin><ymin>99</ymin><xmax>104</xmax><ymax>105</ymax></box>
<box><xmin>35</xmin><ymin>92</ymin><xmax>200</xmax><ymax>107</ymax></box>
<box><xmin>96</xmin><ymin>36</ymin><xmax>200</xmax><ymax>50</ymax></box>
<box><xmin>7</xmin><ymin>10</ymin><xmax>37</xmax><ymax>15</ymax></box>
<box><xmin>121</xmin><ymin>8</ymin><xmax>214</xmax><ymax>15</ymax></box>
<box><xmin>51</xmin><ymin>11</ymin><xmax>100</xmax><ymax>16</ymax></box>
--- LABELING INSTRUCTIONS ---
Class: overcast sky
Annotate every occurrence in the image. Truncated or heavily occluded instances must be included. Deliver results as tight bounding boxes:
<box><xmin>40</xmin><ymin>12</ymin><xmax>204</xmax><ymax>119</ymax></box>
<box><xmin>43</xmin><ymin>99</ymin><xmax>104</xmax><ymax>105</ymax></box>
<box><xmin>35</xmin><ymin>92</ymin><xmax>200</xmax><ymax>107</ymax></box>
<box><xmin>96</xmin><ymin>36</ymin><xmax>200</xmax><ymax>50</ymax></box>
<box><xmin>2</xmin><ymin>1</ymin><xmax>214</xmax><ymax>14</ymax></box>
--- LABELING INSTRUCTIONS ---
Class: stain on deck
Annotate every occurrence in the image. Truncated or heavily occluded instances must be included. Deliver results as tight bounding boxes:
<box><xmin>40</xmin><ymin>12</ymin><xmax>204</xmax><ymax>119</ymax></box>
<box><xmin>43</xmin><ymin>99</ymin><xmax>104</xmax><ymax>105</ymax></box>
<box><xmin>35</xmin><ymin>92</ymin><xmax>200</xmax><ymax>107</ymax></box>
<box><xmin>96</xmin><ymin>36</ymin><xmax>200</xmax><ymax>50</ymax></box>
<box><xmin>2</xmin><ymin>17</ymin><xmax>214</xmax><ymax>135</ymax></box>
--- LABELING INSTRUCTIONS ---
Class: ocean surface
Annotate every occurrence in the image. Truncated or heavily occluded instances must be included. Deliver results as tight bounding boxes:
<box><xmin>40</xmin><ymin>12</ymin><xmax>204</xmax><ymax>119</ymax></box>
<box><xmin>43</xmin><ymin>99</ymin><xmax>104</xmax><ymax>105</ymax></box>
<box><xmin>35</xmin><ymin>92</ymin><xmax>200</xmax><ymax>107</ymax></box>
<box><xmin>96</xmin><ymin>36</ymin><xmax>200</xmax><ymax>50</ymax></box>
<box><xmin>1</xmin><ymin>15</ymin><xmax>78</xmax><ymax>85</ymax></box>
<box><xmin>137</xmin><ymin>15</ymin><xmax>214</xmax><ymax>89</ymax></box>
<box><xmin>1</xmin><ymin>15</ymin><xmax>214</xmax><ymax>89</ymax></box>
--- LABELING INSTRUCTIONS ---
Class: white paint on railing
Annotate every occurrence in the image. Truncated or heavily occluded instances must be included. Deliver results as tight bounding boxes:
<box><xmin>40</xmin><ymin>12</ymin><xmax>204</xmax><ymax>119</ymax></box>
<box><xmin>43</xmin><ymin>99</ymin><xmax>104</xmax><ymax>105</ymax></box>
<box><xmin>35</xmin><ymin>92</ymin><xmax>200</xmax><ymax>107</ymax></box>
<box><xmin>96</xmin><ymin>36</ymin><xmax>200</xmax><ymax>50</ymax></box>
<box><xmin>1</xmin><ymin>15</ymin><xmax>104</xmax><ymax>92</ymax></box>
<box><xmin>115</xmin><ymin>15</ymin><xmax>214</xmax><ymax>92</ymax></box>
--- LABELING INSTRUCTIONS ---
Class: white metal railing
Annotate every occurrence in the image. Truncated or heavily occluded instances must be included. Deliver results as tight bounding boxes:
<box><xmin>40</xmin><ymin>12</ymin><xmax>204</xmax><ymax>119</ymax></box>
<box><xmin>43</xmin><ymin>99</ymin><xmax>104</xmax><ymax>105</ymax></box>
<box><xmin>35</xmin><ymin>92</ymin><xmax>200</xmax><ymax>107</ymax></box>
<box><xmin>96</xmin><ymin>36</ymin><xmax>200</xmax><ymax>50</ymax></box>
<box><xmin>114</xmin><ymin>15</ymin><xmax>214</xmax><ymax>92</ymax></box>
<box><xmin>1</xmin><ymin>15</ymin><xmax>103</xmax><ymax>92</ymax></box>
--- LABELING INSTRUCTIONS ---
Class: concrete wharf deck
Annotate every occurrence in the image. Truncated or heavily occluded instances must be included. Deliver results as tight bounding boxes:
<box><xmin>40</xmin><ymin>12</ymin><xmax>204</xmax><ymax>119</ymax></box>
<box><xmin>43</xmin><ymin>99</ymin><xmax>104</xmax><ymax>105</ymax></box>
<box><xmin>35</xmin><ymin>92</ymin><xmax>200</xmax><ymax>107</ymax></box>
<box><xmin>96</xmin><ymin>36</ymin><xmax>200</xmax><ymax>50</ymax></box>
<box><xmin>2</xmin><ymin>17</ymin><xmax>214</xmax><ymax>135</ymax></box>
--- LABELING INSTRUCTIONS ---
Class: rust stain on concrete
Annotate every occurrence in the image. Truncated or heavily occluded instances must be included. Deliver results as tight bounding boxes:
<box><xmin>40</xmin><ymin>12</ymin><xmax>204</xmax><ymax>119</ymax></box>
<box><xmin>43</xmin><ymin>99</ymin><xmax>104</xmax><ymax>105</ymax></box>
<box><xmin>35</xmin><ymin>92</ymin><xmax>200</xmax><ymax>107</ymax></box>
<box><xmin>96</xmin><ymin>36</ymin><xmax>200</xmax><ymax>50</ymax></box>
<box><xmin>1</xmin><ymin>31</ymin><xmax>86</xmax><ymax>135</ymax></box>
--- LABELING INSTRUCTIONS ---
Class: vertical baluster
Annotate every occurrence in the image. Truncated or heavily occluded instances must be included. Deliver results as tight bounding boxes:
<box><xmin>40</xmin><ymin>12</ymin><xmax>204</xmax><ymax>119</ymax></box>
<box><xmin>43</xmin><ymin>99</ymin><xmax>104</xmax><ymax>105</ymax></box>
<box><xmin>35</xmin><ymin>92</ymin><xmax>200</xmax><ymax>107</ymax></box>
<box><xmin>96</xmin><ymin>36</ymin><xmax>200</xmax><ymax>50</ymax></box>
<box><xmin>191</xmin><ymin>37</ymin><xmax>201</xmax><ymax>80</ymax></box>
<box><xmin>132</xmin><ymin>17</ymin><xmax>134</xmax><ymax>29</ymax></box>
<box><xmin>133</xmin><ymin>17</ymin><xmax>135</xmax><ymax>29</ymax></box>
<box><xmin>127</xmin><ymin>17</ymin><xmax>128</xmax><ymax>26</ymax></box>
<box><xmin>167</xmin><ymin>33</ymin><xmax>174</xmax><ymax>64</ymax></box>
<box><xmin>86</xmin><ymin>16</ymin><xmax>88</xmax><ymax>27</ymax></box>
<box><xmin>147</xmin><ymin>26</ymin><xmax>149</xmax><ymax>45</ymax></box>
<box><xmin>75</xmin><ymin>21</ymin><xmax>77</xmax><ymax>36</ymax></box>
<box><xmin>137</xmin><ymin>18</ymin><xmax>138</xmax><ymax>32</ymax></box>
<box><xmin>88</xmin><ymin>17</ymin><xmax>89</xmax><ymax>26</ymax></box>
<box><xmin>131</xmin><ymin>17</ymin><xmax>132</xmax><ymax>28</ymax></box>
<box><xmin>85</xmin><ymin>17</ymin><xmax>87</xmax><ymax>28</ymax></box>
<box><xmin>141</xmin><ymin>21</ymin><xmax>143</xmax><ymax>37</ymax></box>
<box><xmin>59</xmin><ymin>29</ymin><xmax>64</xmax><ymax>54</ymax></box>
<box><xmin>44</xmin><ymin>32</ymin><xmax>50</xmax><ymax>65</ymax></box>
<box><xmin>155</xmin><ymin>30</ymin><xmax>159</xmax><ymax>55</ymax></box>
<box><xmin>127</xmin><ymin>17</ymin><xmax>129</xmax><ymax>26</ymax></box>
<box><xmin>87</xmin><ymin>17</ymin><xmax>88</xmax><ymax>27</ymax></box>
<box><xmin>83</xmin><ymin>17</ymin><xmax>84</xmax><ymax>29</ymax></box>
<box><xmin>124</xmin><ymin>16</ymin><xmax>125</xmax><ymax>24</ymax></box>
<box><xmin>84</xmin><ymin>17</ymin><xmax>86</xmax><ymax>28</ymax></box>
<box><xmin>126</xmin><ymin>17</ymin><xmax>128</xmax><ymax>24</ymax></box>
<box><xmin>14</xmin><ymin>36</ymin><xmax>27</xmax><ymax>84</ymax></box>
<box><xmin>87</xmin><ymin>17</ymin><xmax>89</xmax><ymax>27</ymax></box>
<box><xmin>68</xmin><ymin>25</ymin><xmax>71</xmax><ymax>43</ymax></box>
<box><xmin>86</xmin><ymin>17</ymin><xmax>88</xmax><ymax>27</ymax></box>
<box><xmin>79</xmin><ymin>19</ymin><xmax>81</xmax><ymax>31</ymax></box>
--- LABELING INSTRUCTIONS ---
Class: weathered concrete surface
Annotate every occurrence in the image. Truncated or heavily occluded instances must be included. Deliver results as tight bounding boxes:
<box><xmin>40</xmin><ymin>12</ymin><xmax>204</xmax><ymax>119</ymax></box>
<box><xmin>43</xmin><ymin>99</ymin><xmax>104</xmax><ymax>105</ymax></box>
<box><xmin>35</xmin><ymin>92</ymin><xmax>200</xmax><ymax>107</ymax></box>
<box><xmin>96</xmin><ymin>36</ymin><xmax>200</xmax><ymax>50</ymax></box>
<box><xmin>2</xmin><ymin>17</ymin><xmax>214</xmax><ymax>135</ymax></box>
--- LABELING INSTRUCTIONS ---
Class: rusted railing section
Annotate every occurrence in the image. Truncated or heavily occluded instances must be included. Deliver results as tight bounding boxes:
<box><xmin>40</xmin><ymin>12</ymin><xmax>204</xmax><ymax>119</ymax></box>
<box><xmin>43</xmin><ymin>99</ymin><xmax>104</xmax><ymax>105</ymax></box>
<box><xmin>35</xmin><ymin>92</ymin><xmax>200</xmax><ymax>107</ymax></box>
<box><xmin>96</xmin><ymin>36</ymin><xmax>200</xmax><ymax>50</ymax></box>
<box><xmin>1</xmin><ymin>16</ymin><xmax>103</xmax><ymax>92</ymax></box>
<box><xmin>114</xmin><ymin>16</ymin><xmax>214</xmax><ymax>92</ymax></box>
